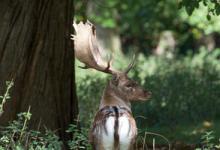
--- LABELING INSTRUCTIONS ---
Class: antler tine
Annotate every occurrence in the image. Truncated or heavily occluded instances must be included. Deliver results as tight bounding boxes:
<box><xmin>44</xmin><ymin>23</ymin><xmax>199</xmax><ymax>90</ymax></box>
<box><xmin>72</xmin><ymin>20</ymin><xmax>118</xmax><ymax>75</ymax></box>
<box><xmin>102</xmin><ymin>55</ymin><xmax>114</xmax><ymax>74</ymax></box>
<box><xmin>124</xmin><ymin>54</ymin><xmax>136</xmax><ymax>74</ymax></box>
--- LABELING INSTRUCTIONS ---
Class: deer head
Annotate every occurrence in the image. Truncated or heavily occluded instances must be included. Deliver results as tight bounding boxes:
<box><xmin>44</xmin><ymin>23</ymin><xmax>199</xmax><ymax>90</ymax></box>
<box><xmin>72</xmin><ymin>20</ymin><xmax>151</xmax><ymax>109</ymax></box>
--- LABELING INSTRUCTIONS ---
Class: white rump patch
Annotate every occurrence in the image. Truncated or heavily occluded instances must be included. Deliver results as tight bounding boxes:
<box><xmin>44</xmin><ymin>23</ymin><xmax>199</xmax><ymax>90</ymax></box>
<box><xmin>101</xmin><ymin>116</ymin><xmax>133</xmax><ymax>150</ymax></box>
<box><xmin>102</xmin><ymin>116</ymin><xmax>115</xmax><ymax>150</ymax></box>
<box><xmin>119</xmin><ymin>116</ymin><xmax>132</xmax><ymax>150</ymax></box>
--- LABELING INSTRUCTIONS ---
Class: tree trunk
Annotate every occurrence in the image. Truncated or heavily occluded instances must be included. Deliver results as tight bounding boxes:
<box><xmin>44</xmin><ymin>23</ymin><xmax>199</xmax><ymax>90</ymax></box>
<box><xmin>0</xmin><ymin>0</ymin><xmax>78</xmax><ymax>145</ymax></box>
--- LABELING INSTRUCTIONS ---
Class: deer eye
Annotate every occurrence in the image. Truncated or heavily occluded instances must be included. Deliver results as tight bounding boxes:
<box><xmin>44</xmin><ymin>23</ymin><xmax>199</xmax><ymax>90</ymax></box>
<box><xmin>112</xmin><ymin>76</ymin><xmax>119</xmax><ymax>86</ymax></box>
<box><xmin>125</xmin><ymin>83</ymin><xmax>133</xmax><ymax>88</ymax></box>
<box><xmin>126</xmin><ymin>81</ymin><xmax>138</xmax><ymax>87</ymax></box>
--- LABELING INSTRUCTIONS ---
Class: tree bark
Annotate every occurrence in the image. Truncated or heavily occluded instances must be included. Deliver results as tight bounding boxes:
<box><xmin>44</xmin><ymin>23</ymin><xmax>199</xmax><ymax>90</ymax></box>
<box><xmin>0</xmin><ymin>0</ymin><xmax>78</xmax><ymax>145</ymax></box>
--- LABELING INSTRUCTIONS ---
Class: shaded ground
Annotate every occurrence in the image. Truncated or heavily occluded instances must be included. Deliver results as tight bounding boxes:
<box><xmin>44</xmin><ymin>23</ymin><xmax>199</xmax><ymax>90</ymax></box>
<box><xmin>137</xmin><ymin>120</ymin><xmax>220</xmax><ymax>150</ymax></box>
<box><xmin>136</xmin><ymin>143</ymin><xmax>197</xmax><ymax>150</ymax></box>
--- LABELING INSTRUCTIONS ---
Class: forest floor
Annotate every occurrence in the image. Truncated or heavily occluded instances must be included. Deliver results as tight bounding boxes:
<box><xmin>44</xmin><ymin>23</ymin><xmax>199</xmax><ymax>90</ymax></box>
<box><xmin>140</xmin><ymin>120</ymin><xmax>220</xmax><ymax>150</ymax></box>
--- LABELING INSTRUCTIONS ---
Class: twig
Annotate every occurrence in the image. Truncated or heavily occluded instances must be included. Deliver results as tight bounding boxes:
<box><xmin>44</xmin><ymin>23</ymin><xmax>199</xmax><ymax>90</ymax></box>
<box><xmin>0</xmin><ymin>80</ymin><xmax>14</xmax><ymax>115</ymax></box>
<box><xmin>145</xmin><ymin>131</ymin><xmax>171</xmax><ymax>150</ymax></box>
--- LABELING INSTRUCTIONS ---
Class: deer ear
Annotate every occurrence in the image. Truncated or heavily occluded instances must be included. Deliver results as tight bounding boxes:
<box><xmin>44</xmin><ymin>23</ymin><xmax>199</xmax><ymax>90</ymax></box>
<box><xmin>111</xmin><ymin>74</ymin><xmax>119</xmax><ymax>86</ymax></box>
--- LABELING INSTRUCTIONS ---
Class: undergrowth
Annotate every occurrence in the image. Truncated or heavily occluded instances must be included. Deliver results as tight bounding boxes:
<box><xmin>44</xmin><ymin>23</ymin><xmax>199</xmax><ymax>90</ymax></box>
<box><xmin>195</xmin><ymin>131</ymin><xmax>220</xmax><ymax>150</ymax></box>
<box><xmin>0</xmin><ymin>81</ymin><xmax>90</xmax><ymax>150</ymax></box>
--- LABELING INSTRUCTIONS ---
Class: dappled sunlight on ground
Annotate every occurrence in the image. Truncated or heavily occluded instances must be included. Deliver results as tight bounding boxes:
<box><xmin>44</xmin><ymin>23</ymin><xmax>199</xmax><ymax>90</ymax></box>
<box><xmin>183</xmin><ymin>121</ymin><xmax>213</xmax><ymax>136</ymax></box>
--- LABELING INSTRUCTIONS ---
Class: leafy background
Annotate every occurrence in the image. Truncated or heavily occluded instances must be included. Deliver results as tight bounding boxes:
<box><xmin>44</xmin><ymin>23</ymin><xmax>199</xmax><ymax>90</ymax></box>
<box><xmin>75</xmin><ymin>0</ymin><xmax>220</xmax><ymax>148</ymax></box>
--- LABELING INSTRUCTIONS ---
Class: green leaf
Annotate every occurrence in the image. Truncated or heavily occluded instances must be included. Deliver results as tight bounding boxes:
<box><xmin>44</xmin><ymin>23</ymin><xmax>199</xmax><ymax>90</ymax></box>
<box><xmin>206</xmin><ymin>14</ymin><xmax>211</xmax><ymax>21</ymax></box>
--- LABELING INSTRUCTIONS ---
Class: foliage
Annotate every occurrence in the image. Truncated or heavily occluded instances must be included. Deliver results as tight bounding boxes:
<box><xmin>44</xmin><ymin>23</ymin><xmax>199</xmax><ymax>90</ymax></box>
<box><xmin>0</xmin><ymin>109</ymin><xmax>62</xmax><ymax>150</ymax></box>
<box><xmin>75</xmin><ymin>0</ymin><xmax>220</xmax><ymax>55</ymax></box>
<box><xmin>75</xmin><ymin>61</ymin><xmax>107</xmax><ymax>127</ymax></box>
<box><xmin>133</xmin><ymin>48</ymin><xmax>220</xmax><ymax>126</ymax></box>
<box><xmin>0</xmin><ymin>79</ymin><xmax>92</xmax><ymax>150</ymax></box>
<box><xmin>76</xmin><ymin>0</ymin><xmax>180</xmax><ymax>52</ymax></box>
<box><xmin>179</xmin><ymin>0</ymin><xmax>220</xmax><ymax>17</ymax></box>
<box><xmin>0</xmin><ymin>82</ymin><xmax>62</xmax><ymax>150</ymax></box>
<box><xmin>195</xmin><ymin>131</ymin><xmax>220</xmax><ymax>150</ymax></box>
<box><xmin>67</xmin><ymin>124</ymin><xmax>92</xmax><ymax>150</ymax></box>
<box><xmin>180</xmin><ymin>3</ymin><xmax>220</xmax><ymax>35</ymax></box>
<box><xmin>0</xmin><ymin>111</ymin><xmax>92</xmax><ymax>150</ymax></box>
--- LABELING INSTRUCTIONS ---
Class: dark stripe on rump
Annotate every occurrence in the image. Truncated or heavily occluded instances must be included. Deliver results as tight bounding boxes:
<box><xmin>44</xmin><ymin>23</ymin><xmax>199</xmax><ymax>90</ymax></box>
<box><xmin>113</xmin><ymin>106</ymin><xmax>119</xmax><ymax>149</ymax></box>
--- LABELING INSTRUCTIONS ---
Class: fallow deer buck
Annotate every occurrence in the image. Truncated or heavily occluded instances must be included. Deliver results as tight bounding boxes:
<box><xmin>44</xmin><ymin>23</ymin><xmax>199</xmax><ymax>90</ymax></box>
<box><xmin>72</xmin><ymin>21</ymin><xmax>151</xmax><ymax>150</ymax></box>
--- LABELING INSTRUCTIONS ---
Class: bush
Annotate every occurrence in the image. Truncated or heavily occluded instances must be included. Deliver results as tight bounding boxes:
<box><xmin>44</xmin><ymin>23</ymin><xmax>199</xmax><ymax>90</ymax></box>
<box><xmin>195</xmin><ymin>131</ymin><xmax>220</xmax><ymax>150</ymax></box>
<box><xmin>0</xmin><ymin>81</ymin><xmax>90</xmax><ymax>150</ymax></box>
<box><xmin>133</xmin><ymin>48</ymin><xmax>220</xmax><ymax>127</ymax></box>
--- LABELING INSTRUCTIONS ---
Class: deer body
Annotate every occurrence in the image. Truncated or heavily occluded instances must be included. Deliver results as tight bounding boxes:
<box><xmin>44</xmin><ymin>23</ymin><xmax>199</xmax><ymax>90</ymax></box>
<box><xmin>72</xmin><ymin>21</ymin><xmax>151</xmax><ymax>150</ymax></box>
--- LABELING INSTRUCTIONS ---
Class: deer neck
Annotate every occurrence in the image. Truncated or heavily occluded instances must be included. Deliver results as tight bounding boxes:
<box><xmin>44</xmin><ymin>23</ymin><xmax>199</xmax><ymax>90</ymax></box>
<box><xmin>99</xmin><ymin>82</ymin><xmax>131</xmax><ymax>111</ymax></box>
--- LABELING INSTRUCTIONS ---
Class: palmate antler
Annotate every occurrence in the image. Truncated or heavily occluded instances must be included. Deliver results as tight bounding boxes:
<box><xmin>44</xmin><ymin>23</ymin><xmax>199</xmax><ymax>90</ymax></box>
<box><xmin>72</xmin><ymin>20</ymin><xmax>135</xmax><ymax>75</ymax></box>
